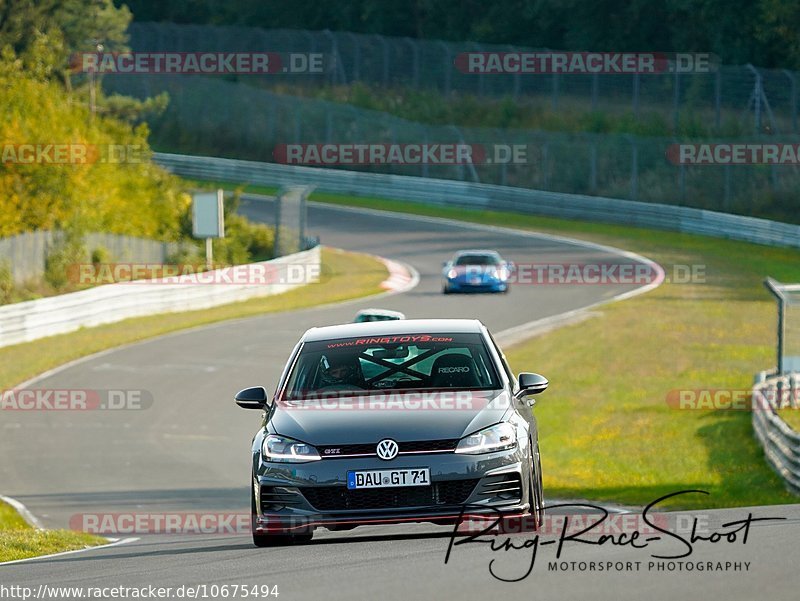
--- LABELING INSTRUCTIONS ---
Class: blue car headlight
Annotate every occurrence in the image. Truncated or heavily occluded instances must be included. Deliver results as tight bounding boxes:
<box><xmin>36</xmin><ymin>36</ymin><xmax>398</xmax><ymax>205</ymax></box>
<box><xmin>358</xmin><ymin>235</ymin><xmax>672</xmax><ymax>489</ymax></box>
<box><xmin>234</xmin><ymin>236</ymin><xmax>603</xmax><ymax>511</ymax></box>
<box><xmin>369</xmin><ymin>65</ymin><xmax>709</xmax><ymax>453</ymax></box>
<box><xmin>447</xmin><ymin>269</ymin><xmax>458</xmax><ymax>280</ymax></box>
<box><xmin>262</xmin><ymin>434</ymin><xmax>321</xmax><ymax>463</ymax></box>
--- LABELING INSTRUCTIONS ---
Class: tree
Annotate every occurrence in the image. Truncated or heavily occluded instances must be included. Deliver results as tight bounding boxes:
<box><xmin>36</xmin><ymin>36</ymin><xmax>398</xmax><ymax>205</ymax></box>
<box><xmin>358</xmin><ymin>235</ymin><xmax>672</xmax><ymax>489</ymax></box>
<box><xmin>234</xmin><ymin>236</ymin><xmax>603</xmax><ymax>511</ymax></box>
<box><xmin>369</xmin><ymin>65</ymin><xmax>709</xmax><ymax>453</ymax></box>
<box><xmin>0</xmin><ymin>0</ymin><xmax>131</xmax><ymax>79</ymax></box>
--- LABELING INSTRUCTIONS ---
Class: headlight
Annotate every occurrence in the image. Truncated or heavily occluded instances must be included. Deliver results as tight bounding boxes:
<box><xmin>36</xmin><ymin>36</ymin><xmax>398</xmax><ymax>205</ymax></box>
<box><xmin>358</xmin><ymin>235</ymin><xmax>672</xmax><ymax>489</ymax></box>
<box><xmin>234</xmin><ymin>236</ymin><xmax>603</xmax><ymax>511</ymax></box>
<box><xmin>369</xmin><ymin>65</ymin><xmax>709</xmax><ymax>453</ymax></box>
<box><xmin>455</xmin><ymin>423</ymin><xmax>517</xmax><ymax>454</ymax></box>
<box><xmin>447</xmin><ymin>269</ymin><xmax>458</xmax><ymax>279</ymax></box>
<box><xmin>262</xmin><ymin>434</ymin><xmax>321</xmax><ymax>462</ymax></box>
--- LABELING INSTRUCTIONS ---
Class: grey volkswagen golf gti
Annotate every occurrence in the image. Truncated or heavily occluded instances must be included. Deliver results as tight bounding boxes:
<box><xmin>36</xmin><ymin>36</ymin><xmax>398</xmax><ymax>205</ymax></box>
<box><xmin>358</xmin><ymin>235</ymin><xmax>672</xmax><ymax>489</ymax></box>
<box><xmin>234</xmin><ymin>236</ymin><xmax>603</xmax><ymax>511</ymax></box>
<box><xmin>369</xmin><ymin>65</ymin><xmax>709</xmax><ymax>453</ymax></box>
<box><xmin>235</xmin><ymin>318</ymin><xmax>548</xmax><ymax>546</ymax></box>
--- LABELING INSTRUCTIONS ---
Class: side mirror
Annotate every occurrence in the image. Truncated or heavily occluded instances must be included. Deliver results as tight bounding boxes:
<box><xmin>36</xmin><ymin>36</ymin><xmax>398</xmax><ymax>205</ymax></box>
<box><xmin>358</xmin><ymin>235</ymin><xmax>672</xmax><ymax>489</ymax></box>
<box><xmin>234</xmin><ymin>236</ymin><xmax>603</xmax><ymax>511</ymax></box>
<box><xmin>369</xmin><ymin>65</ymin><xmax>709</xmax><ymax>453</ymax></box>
<box><xmin>506</xmin><ymin>261</ymin><xmax>516</xmax><ymax>273</ymax></box>
<box><xmin>515</xmin><ymin>373</ymin><xmax>548</xmax><ymax>401</ymax></box>
<box><xmin>235</xmin><ymin>386</ymin><xmax>269</xmax><ymax>409</ymax></box>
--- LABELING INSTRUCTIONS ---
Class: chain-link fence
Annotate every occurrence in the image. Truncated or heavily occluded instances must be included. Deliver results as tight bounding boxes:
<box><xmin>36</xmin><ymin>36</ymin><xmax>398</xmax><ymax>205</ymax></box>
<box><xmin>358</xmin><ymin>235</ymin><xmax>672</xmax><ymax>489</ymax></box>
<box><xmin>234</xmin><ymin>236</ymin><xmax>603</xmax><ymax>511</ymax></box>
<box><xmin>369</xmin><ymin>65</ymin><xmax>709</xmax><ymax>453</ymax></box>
<box><xmin>121</xmin><ymin>22</ymin><xmax>799</xmax><ymax>135</ymax></box>
<box><xmin>105</xmin><ymin>71</ymin><xmax>800</xmax><ymax>222</ymax></box>
<box><xmin>94</xmin><ymin>23</ymin><xmax>800</xmax><ymax>222</ymax></box>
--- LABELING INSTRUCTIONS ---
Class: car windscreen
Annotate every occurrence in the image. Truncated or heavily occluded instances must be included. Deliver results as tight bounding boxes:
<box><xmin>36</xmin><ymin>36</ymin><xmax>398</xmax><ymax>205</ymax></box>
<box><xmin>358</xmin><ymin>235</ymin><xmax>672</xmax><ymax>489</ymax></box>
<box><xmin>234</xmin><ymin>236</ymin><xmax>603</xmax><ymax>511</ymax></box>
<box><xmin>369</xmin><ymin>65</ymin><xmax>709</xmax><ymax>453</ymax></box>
<box><xmin>454</xmin><ymin>254</ymin><xmax>500</xmax><ymax>266</ymax></box>
<box><xmin>283</xmin><ymin>333</ymin><xmax>501</xmax><ymax>399</ymax></box>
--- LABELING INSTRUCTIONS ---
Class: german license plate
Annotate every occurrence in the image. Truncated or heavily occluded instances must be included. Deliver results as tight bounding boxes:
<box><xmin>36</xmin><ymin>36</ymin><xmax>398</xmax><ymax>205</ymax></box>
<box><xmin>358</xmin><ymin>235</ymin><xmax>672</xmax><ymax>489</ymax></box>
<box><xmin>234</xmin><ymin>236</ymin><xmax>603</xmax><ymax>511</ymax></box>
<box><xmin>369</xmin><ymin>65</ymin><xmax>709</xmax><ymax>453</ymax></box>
<box><xmin>347</xmin><ymin>468</ymin><xmax>430</xmax><ymax>489</ymax></box>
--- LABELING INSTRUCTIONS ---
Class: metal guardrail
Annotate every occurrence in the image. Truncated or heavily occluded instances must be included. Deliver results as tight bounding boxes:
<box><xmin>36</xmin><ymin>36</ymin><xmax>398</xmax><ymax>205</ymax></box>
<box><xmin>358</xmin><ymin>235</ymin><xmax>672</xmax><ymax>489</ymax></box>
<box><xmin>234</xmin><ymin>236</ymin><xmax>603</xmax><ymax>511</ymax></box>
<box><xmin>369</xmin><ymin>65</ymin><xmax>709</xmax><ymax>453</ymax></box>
<box><xmin>0</xmin><ymin>246</ymin><xmax>320</xmax><ymax>349</ymax></box>
<box><xmin>752</xmin><ymin>371</ymin><xmax>800</xmax><ymax>494</ymax></box>
<box><xmin>155</xmin><ymin>152</ymin><xmax>800</xmax><ymax>250</ymax></box>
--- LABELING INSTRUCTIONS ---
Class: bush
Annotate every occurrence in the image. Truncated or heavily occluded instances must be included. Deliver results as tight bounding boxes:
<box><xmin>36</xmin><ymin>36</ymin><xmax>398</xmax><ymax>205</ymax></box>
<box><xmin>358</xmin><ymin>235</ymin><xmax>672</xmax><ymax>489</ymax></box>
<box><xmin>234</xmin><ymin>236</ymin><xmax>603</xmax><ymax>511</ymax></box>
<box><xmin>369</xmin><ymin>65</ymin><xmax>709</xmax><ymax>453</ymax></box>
<box><xmin>0</xmin><ymin>260</ymin><xmax>13</xmax><ymax>304</ymax></box>
<box><xmin>44</xmin><ymin>232</ymin><xmax>86</xmax><ymax>290</ymax></box>
<box><xmin>90</xmin><ymin>247</ymin><xmax>111</xmax><ymax>265</ymax></box>
<box><xmin>210</xmin><ymin>214</ymin><xmax>274</xmax><ymax>265</ymax></box>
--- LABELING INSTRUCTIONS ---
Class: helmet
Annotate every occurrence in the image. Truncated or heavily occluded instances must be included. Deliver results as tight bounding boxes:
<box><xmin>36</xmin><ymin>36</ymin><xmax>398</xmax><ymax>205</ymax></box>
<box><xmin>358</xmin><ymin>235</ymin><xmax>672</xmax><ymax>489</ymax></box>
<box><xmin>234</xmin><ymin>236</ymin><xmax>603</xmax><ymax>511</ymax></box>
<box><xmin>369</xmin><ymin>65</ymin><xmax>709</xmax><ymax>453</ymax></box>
<box><xmin>322</xmin><ymin>353</ymin><xmax>359</xmax><ymax>384</ymax></box>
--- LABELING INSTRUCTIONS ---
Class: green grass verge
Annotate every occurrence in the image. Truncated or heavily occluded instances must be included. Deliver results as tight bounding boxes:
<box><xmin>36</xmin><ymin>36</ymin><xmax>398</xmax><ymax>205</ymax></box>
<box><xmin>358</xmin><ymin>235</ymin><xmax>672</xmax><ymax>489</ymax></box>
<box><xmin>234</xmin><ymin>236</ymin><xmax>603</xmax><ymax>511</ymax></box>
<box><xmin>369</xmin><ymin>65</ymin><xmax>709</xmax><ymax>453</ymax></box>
<box><xmin>0</xmin><ymin>248</ymin><xmax>387</xmax><ymax>390</ymax></box>
<box><xmin>778</xmin><ymin>409</ymin><xmax>800</xmax><ymax>431</ymax></box>
<box><xmin>198</xmin><ymin>181</ymin><xmax>800</xmax><ymax>510</ymax></box>
<box><xmin>0</xmin><ymin>500</ymin><xmax>106</xmax><ymax>563</ymax></box>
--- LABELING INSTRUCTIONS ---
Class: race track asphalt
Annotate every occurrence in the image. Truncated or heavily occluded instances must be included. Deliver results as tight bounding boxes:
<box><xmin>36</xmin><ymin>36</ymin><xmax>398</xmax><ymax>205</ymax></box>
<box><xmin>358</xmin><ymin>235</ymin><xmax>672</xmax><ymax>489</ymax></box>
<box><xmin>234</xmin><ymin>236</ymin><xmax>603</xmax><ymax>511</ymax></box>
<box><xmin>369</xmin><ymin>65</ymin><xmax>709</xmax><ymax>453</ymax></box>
<box><xmin>2</xmin><ymin>201</ymin><xmax>797</xmax><ymax>600</ymax></box>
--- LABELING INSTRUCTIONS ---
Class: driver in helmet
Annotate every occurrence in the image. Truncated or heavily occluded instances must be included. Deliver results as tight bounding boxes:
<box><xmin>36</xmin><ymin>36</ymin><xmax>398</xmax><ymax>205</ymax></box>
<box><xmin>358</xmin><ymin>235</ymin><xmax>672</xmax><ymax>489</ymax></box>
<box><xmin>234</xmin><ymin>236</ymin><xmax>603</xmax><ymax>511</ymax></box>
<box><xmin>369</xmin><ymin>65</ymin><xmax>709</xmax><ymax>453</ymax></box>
<box><xmin>321</xmin><ymin>353</ymin><xmax>364</xmax><ymax>388</ymax></box>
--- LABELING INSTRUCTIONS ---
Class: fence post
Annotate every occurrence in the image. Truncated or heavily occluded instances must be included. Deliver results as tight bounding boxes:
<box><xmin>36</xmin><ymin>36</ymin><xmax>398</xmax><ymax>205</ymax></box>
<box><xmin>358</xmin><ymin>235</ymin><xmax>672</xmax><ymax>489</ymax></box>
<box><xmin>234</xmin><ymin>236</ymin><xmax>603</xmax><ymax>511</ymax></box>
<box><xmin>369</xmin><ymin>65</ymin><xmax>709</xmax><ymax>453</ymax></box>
<box><xmin>591</xmin><ymin>72</ymin><xmax>599</xmax><ymax>111</ymax></box>
<box><xmin>375</xmin><ymin>34</ymin><xmax>389</xmax><ymax>86</ymax></box>
<box><xmin>542</xmin><ymin>143</ymin><xmax>549</xmax><ymax>188</ymax></box>
<box><xmin>714</xmin><ymin>69</ymin><xmax>722</xmax><ymax>131</ymax></box>
<box><xmin>678</xmin><ymin>164</ymin><xmax>686</xmax><ymax>203</ymax></box>
<box><xmin>746</xmin><ymin>64</ymin><xmax>762</xmax><ymax>133</ymax></box>
<box><xmin>551</xmin><ymin>72</ymin><xmax>560</xmax><ymax>111</ymax></box>
<box><xmin>404</xmin><ymin>37</ymin><xmax>420</xmax><ymax>88</ymax></box>
<box><xmin>627</xmin><ymin>135</ymin><xmax>638</xmax><ymax>200</ymax></box>
<box><xmin>473</xmin><ymin>43</ymin><xmax>485</xmax><ymax>96</ymax></box>
<box><xmin>632</xmin><ymin>73</ymin><xmax>640</xmax><ymax>118</ymax></box>
<box><xmin>672</xmin><ymin>70</ymin><xmax>681</xmax><ymax>132</ymax></box>
<box><xmin>421</xmin><ymin>129</ymin><xmax>429</xmax><ymax>179</ymax></box>
<box><xmin>348</xmin><ymin>32</ymin><xmax>361</xmax><ymax>82</ymax></box>
<box><xmin>783</xmin><ymin>69</ymin><xmax>797</xmax><ymax>133</ymax></box>
<box><xmin>438</xmin><ymin>41</ymin><xmax>452</xmax><ymax>95</ymax></box>
<box><xmin>589</xmin><ymin>141</ymin><xmax>597</xmax><ymax>193</ymax></box>
<box><xmin>321</xmin><ymin>30</ymin><xmax>340</xmax><ymax>86</ymax></box>
<box><xmin>545</xmin><ymin>49</ymin><xmax>559</xmax><ymax>109</ymax></box>
<box><xmin>508</xmin><ymin>45</ymin><xmax>520</xmax><ymax>100</ymax></box>
<box><xmin>724</xmin><ymin>164</ymin><xmax>731</xmax><ymax>211</ymax></box>
<box><xmin>325</xmin><ymin>110</ymin><xmax>333</xmax><ymax>144</ymax></box>
<box><xmin>764</xmin><ymin>278</ymin><xmax>786</xmax><ymax>376</ymax></box>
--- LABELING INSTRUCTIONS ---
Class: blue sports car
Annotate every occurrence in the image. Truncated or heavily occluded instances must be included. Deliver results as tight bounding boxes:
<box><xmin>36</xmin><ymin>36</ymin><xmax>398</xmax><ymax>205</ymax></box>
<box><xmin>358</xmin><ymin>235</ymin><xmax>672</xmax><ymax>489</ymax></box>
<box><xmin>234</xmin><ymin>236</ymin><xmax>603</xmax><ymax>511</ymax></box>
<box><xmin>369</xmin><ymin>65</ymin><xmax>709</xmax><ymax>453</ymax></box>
<box><xmin>442</xmin><ymin>250</ymin><xmax>513</xmax><ymax>294</ymax></box>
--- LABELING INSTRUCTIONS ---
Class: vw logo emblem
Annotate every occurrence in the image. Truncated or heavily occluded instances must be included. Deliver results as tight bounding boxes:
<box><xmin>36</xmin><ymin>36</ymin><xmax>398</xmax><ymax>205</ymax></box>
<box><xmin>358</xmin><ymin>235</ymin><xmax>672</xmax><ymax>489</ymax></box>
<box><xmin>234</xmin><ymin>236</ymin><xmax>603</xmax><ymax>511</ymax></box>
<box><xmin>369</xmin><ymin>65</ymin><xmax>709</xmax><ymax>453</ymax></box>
<box><xmin>376</xmin><ymin>439</ymin><xmax>399</xmax><ymax>461</ymax></box>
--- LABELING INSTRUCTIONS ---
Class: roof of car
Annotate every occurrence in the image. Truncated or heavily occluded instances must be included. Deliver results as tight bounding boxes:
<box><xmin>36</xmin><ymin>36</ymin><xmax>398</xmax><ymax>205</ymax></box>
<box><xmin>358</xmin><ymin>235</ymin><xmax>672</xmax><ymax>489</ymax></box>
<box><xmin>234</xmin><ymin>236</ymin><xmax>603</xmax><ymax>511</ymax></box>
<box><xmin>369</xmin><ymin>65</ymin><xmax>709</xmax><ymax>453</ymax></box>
<box><xmin>302</xmin><ymin>318</ymin><xmax>486</xmax><ymax>342</ymax></box>
<box><xmin>454</xmin><ymin>249</ymin><xmax>502</xmax><ymax>256</ymax></box>
<box><xmin>355</xmin><ymin>308</ymin><xmax>406</xmax><ymax>316</ymax></box>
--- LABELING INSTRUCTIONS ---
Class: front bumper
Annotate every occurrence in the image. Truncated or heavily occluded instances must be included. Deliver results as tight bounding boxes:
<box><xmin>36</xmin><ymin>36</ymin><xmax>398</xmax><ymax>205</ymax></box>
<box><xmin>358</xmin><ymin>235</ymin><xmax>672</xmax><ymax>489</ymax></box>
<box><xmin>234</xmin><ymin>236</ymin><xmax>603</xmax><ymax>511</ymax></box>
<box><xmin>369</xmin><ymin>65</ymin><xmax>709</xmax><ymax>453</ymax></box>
<box><xmin>444</xmin><ymin>279</ymin><xmax>508</xmax><ymax>293</ymax></box>
<box><xmin>254</xmin><ymin>447</ymin><xmax>528</xmax><ymax>533</ymax></box>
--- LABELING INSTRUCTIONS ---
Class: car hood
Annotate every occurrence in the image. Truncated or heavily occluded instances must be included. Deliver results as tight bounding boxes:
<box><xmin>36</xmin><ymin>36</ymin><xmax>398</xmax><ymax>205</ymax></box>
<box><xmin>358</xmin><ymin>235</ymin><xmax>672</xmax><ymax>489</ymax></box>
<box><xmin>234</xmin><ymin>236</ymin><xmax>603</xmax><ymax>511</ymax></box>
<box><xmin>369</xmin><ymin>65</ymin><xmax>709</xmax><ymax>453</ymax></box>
<box><xmin>270</xmin><ymin>389</ymin><xmax>512</xmax><ymax>444</ymax></box>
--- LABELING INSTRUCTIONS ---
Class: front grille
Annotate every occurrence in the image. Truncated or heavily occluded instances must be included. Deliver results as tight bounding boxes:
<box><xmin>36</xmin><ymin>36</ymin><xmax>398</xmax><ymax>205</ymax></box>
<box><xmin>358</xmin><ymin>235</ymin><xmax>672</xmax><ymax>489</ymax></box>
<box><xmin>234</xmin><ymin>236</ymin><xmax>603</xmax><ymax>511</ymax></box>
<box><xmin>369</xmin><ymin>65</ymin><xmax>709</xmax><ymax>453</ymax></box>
<box><xmin>477</xmin><ymin>472</ymin><xmax>522</xmax><ymax>502</ymax></box>
<box><xmin>318</xmin><ymin>439</ymin><xmax>458</xmax><ymax>458</ymax></box>
<box><xmin>260</xmin><ymin>486</ymin><xmax>304</xmax><ymax>511</ymax></box>
<box><xmin>400</xmin><ymin>439</ymin><xmax>458</xmax><ymax>453</ymax></box>
<box><xmin>300</xmin><ymin>479</ymin><xmax>479</xmax><ymax>511</ymax></box>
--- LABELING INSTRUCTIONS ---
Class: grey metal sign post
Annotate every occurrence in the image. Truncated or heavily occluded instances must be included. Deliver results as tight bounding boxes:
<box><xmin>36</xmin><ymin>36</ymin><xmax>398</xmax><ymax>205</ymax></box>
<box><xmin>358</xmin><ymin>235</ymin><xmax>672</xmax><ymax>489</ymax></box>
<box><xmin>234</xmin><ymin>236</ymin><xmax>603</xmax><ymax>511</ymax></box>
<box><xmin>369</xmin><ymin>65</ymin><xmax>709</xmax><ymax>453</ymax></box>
<box><xmin>192</xmin><ymin>190</ymin><xmax>225</xmax><ymax>269</ymax></box>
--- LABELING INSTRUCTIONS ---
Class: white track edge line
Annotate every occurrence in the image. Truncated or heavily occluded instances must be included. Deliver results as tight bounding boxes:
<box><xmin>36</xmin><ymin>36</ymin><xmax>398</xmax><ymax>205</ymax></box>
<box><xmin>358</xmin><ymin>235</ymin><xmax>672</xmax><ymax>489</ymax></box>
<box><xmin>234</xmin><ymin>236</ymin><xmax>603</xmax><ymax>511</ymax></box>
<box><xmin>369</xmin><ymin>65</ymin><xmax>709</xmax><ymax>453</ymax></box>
<box><xmin>0</xmin><ymin>535</ymin><xmax>138</xmax><ymax>567</ymax></box>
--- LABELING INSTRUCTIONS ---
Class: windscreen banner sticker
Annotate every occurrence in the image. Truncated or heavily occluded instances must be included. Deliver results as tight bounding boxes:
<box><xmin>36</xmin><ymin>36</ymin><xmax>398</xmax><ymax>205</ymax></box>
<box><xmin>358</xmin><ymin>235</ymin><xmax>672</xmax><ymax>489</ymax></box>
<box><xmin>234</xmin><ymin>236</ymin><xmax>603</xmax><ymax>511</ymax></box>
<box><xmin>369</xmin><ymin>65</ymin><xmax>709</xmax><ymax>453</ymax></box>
<box><xmin>326</xmin><ymin>335</ymin><xmax>455</xmax><ymax>348</ymax></box>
